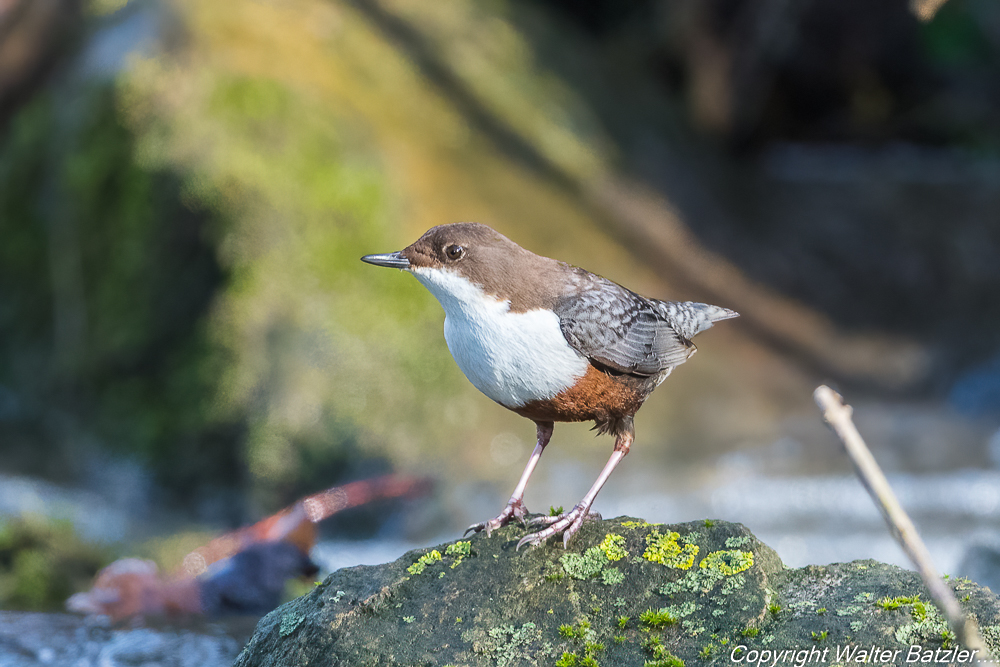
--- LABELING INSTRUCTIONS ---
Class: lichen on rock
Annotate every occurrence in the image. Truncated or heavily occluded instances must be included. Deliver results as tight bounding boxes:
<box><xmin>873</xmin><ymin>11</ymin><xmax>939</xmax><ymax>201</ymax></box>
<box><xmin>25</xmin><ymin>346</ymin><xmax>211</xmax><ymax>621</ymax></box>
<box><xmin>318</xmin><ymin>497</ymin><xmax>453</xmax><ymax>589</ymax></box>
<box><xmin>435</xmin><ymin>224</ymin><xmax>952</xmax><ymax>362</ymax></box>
<box><xmin>235</xmin><ymin>517</ymin><xmax>1000</xmax><ymax>667</ymax></box>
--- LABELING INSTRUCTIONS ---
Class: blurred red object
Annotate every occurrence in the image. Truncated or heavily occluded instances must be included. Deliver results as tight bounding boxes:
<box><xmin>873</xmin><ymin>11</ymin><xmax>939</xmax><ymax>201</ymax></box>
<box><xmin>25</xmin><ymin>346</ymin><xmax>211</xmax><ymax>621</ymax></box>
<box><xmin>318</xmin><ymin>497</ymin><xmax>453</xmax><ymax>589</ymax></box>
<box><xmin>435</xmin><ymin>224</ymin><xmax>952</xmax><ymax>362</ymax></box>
<box><xmin>67</xmin><ymin>474</ymin><xmax>432</xmax><ymax>621</ymax></box>
<box><xmin>66</xmin><ymin>558</ymin><xmax>201</xmax><ymax>619</ymax></box>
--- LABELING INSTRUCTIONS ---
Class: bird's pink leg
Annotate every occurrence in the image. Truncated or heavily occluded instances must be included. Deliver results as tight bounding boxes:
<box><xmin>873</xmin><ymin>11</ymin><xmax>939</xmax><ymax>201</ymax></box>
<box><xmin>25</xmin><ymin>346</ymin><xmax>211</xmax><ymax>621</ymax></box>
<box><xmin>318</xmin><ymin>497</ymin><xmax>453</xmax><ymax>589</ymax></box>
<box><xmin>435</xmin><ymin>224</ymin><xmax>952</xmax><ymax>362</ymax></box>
<box><xmin>518</xmin><ymin>430</ymin><xmax>633</xmax><ymax>549</ymax></box>
<box><xmin>465</xmin><ymin>421</ymin><xmax>553</xmax><ymax>537</ymax></box>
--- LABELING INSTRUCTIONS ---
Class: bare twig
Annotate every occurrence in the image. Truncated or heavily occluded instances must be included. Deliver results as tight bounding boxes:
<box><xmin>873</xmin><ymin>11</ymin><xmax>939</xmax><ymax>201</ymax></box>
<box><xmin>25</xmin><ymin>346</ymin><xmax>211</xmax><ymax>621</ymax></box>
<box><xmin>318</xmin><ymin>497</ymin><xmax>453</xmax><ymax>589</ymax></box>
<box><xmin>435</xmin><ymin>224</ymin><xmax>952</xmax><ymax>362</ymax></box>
<box><xmin>814</xmin><ymin>385</ymin><xmax>994</xmax><ymax>662</ymax></box>
<box><xmin>911</xmin><ymin>0</ymin><xmax>949</xmax><ymax>22</ymax></box>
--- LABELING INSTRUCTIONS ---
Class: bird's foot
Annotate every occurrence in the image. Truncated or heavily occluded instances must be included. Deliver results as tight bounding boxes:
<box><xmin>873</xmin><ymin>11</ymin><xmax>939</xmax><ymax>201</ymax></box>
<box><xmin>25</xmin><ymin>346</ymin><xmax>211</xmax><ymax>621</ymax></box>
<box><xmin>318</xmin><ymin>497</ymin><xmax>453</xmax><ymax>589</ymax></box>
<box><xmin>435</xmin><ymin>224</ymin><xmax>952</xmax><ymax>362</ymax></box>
<box><xmin>517</xmin><ymin>505</ymin><xmax>602</xmax><ymax>550</ymax></box>
<box><xmin>464</xmin><ymin>498</ymin><xmax>529</xmax><ymax>537</ymax></box>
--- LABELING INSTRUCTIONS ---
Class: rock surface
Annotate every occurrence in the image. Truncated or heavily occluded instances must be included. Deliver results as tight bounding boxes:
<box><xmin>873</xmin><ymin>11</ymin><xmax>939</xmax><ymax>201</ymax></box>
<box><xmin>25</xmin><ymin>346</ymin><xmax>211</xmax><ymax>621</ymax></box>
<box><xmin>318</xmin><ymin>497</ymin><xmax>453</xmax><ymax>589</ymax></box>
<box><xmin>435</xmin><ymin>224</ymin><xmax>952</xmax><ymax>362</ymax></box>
<box><xmin>236</xmin><ymin>518</ymin><xmax>1000</xmax><ymax>666</ymax></box>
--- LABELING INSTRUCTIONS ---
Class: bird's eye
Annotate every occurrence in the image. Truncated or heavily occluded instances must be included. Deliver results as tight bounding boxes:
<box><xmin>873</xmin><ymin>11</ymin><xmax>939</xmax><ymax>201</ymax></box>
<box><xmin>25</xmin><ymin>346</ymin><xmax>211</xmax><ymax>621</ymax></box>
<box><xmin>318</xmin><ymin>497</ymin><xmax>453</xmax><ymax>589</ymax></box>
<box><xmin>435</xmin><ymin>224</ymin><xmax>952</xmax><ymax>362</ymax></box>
<box><xmin>445</xmin><ymin>244</ymin><xmax>465</xmax><ymax>260</ymax></box>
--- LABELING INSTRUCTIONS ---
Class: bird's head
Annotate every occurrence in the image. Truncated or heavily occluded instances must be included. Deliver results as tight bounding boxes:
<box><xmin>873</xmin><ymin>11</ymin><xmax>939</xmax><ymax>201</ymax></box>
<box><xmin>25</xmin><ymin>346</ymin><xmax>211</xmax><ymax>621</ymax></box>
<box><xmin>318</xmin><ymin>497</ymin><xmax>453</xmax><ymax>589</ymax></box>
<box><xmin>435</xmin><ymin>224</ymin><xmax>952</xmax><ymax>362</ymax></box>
<box><xmin>362</xmin><ymin>223</ymin><xmax>558</xmax><ymax>312</ymax></box>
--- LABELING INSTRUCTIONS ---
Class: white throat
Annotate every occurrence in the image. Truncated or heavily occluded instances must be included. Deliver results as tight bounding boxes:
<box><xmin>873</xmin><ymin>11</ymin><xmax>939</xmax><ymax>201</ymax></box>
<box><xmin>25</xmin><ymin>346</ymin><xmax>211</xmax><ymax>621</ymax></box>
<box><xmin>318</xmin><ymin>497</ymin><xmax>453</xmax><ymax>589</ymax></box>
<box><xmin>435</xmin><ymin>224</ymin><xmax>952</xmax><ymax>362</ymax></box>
<box><xmin>410</xmin><ymin>267</ymin><xmax>588</xmax><ymax>408</ymax></box>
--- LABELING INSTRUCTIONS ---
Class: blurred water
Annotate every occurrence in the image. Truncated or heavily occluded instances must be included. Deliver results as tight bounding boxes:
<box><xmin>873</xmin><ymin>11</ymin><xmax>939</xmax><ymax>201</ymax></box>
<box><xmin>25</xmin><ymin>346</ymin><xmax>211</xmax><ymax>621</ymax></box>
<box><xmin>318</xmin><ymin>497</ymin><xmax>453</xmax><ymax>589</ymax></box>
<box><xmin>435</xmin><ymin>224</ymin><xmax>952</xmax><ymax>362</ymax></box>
<box><xmin>2</xmin><ymin>456</ymin><xmax>998</xmax><ymax>586</ymax></box>
<box><xmin>0</xmin><ymin>473</ymin><xmax>130</xmax><ymax>544</ymax></box>
<box><xmin>307</xmin><ymin>465</ymin><xmax>1000</xmax><ymax>582</ymax></box>
<box><xmin>598</xmin><ymin>467</ymin><xmax>1000</xmax><ymax>574</ymax></box>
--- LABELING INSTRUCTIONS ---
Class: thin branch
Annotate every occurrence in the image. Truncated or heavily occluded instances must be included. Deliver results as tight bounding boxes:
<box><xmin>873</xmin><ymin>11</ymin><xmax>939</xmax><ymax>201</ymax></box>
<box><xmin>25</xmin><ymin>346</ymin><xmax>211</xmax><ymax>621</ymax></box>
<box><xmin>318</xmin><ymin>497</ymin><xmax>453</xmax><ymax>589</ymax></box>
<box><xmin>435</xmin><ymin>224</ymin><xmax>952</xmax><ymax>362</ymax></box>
<box><xmin>814</xmin><ymin>385</ymin><xmax>994</xmax><ymax>662</ymax></box>
<box><xmin>911</xmin><ymin>0</ymin><xmax>949</xmax><ymax>22</ymax></box>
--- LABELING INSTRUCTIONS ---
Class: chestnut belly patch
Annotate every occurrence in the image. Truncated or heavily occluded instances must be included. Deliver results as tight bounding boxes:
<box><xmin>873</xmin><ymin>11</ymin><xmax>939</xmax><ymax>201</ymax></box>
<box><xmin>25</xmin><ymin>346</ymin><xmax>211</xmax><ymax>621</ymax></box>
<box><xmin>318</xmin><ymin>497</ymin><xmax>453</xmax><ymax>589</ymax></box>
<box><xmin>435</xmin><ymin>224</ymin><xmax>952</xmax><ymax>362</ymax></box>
<box><xmin>511</xmin><ymin>364</ymin><xmax>650</xmax><ymax>426</ymax></box>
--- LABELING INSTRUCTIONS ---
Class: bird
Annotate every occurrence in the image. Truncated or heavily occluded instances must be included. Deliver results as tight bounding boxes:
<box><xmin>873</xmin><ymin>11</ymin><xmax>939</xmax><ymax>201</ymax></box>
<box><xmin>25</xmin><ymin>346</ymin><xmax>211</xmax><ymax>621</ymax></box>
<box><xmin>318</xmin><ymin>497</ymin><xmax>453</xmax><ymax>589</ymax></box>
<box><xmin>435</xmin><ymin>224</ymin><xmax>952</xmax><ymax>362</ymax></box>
<box><xmin>362</xmin><ymin>223</ymin><xmax>738</xmax><ymax>548</ymax></box>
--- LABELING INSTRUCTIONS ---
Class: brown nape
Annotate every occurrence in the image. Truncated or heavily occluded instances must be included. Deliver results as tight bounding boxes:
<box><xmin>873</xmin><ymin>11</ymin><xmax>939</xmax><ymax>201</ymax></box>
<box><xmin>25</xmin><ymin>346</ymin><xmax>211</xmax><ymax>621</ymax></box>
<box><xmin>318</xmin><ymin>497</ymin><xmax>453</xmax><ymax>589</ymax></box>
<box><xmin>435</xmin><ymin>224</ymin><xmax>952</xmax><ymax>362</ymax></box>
<box><xmin>512</xmin><ymin>364</ymin><xmax>651</xmax><ymax>437</ymax></box>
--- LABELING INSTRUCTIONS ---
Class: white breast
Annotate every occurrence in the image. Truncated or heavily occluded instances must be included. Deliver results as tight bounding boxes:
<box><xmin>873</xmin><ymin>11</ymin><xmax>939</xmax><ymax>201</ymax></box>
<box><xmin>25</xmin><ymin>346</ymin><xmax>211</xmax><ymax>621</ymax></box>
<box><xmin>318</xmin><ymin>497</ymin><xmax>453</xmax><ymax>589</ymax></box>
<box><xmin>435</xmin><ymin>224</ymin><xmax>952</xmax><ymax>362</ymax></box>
<box><xmin>411</xmin><ymin>267</ymin><xmax>589</xmax><ymax>408</ymax></box>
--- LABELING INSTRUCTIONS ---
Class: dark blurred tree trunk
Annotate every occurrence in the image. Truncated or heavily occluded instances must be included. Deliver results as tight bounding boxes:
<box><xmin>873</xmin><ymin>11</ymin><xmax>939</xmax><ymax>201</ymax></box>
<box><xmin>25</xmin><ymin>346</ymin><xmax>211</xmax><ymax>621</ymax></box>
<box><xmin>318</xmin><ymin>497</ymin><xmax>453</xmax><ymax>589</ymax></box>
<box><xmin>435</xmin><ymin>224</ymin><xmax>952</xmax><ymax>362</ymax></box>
<box><xmin>0</xmin><ymin>0</ymin><xmax>82</xmax><ymax>131</ymax></box>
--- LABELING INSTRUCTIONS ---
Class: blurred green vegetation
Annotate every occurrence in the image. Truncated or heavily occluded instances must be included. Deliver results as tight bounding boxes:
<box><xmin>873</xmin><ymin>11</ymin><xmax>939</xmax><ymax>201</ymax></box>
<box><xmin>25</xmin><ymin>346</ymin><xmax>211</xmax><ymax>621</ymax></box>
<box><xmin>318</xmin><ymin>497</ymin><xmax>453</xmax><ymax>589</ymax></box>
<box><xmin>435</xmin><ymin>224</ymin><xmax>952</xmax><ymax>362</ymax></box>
<box><xmin>0</xmin><ymin>85</ymin><xmax>243</xmax><ymax>495</ymax></box>
<box><xmin>0</xmin><ymin>515</ymin><xmax>108</xmax><ymax>611</ymax></box>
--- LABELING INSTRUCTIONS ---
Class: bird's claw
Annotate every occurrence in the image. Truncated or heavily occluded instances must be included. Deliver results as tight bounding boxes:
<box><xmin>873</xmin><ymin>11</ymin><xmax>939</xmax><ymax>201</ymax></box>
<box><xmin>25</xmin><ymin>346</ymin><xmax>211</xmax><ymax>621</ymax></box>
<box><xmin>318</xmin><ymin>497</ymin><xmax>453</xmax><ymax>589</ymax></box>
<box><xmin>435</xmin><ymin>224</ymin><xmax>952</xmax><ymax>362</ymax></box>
<box><xmin>516</xmin><ymin>506</ymin><xmax>601</xmax><ymax>550</ymax></box>
<box><xmin>464</xmin><ymin>498</ymin><xmax>529</xmax><ymax>537</ymax></box>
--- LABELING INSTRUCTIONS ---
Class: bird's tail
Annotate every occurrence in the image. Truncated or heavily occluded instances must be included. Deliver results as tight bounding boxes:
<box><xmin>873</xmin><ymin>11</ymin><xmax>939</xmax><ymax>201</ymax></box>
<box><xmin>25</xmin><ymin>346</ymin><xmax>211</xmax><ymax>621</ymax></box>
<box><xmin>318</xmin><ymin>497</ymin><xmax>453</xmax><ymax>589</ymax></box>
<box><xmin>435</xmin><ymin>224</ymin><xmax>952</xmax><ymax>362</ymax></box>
<box><xmin>666</xmin><ymin>301</ymin><xmax>739</xmax><ymax>340</ymax></box>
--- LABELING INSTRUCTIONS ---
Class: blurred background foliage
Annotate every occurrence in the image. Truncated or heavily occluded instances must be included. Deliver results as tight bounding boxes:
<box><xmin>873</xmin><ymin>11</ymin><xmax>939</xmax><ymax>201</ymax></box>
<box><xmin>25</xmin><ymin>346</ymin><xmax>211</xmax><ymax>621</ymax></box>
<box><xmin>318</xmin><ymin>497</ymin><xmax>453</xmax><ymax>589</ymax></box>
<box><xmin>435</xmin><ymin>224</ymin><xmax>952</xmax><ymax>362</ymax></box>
<box><xmin>0</xmin><ymin>515</ymin><xmax>109</xmax><ymax>611</ymax></box>
<box><xmin>1</xmin><ymin>0</ymin><xmax>1000</xmax><ymax>609</ymax></box>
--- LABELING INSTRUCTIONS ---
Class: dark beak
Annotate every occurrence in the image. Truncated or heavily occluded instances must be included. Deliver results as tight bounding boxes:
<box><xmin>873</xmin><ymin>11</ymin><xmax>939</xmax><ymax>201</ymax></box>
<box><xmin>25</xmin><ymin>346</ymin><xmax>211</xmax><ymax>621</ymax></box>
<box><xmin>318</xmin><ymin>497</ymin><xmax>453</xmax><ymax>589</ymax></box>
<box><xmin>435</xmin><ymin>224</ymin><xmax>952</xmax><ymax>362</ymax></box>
<box><xmin>361</xmin><ymin>251</ymin><xmax>410</xmax><ymax>270</ymax></box>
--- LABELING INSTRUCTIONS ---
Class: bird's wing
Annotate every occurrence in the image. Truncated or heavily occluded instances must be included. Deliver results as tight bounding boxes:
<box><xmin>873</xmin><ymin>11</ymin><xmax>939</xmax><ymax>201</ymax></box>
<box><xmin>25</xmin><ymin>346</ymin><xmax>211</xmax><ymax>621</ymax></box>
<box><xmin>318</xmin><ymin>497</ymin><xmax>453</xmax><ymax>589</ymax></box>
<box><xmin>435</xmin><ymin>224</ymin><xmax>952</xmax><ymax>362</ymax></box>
<box><xmin>554</xmin><ymin>276</ymin><xmax>693</xmax><ymax>377</ymax></box>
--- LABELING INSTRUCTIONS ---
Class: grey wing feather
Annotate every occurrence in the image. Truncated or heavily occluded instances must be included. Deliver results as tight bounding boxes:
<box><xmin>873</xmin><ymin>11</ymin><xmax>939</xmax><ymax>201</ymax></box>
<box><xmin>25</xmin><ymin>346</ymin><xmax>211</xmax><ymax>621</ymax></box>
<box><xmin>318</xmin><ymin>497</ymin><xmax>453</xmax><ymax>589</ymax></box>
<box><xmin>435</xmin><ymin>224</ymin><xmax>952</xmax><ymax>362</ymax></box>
<box><xmin>554</xmin><ymin>276</ymin><xmax>693</xmax><ymax>377</ymax></box>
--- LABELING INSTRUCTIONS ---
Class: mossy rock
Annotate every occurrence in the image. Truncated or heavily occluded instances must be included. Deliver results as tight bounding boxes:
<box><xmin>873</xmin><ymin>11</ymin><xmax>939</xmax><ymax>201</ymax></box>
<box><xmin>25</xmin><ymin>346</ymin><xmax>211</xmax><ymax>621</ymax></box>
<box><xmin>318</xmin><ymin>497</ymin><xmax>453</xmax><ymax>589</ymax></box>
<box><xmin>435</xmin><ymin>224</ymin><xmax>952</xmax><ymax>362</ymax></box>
<box><xmin>235</xmin><ymin>518</ymin><xmax>1000</xmax><ymax>666</ymax></box>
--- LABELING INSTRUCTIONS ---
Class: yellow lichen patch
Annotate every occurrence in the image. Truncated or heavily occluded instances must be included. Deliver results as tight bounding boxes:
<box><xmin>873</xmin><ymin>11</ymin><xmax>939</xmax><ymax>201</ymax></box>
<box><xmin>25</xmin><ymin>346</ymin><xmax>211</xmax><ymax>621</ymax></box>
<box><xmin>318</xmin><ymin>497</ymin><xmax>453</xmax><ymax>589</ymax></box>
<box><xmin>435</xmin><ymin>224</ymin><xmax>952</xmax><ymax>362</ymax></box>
<box><xmin>598</xmin><ymin>533</ymin><xmax>628</xmax><ymax>561</ymax></box>
<box><xmin>699</xmin><ymin>549</ymin><xmax>754</xmax><ymax>576</ymax></box>
<box><xmin>407</xmin><ymin>549</ymin><xmax>443</xmax><ymax>575</ymax></box>
<box><xmin>643</xmin><ymin>530</ymin><xmax>699</xmax><ymax>569</ymax></box>
<box><xmin>445</xmin><ymin>541</ymin><xmax>472</xmax><ymax>568</ymax></box>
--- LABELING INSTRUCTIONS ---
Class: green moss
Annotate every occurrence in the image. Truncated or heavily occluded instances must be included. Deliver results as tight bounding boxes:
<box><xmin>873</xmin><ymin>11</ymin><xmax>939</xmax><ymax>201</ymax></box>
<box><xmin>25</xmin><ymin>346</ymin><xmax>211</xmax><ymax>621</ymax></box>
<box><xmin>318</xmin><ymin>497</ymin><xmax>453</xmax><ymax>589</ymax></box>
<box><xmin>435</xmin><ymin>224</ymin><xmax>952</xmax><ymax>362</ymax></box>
<box><xmin>407</xmin><ymin>549</ymin><xmax>443</xmax><ymax>575</ymax></box>
<box><xmin>643</xmin><ymin>530</ymin><xmax>699</xmax><ymax>569</ymax></box>
<box><xmin>639</xmin><ymin>608</ymin><xmax>679</xmax><ymax>628</ymax></box>
<box><xmin>556</xmin><ymin>620</ymin><xmax>603</xmax><ymax>666</ymax></box>
<box><xmin>876</xmin><ymin>594</ymin><xmax>920</xmax><ymax>610</ymax></box>
<box><xmin>642</xmin><ymin>635</ymin><xmax>685</xmax><ymax>666</ymax></box>
<box><xmin>555</xmin><ymin>652</ymin><xmax>578</xmax><ymax>667</ymax></box>
<box><xmin>699</xmin><ymin>550</ymin><xmax>754</xmax><ymax>576</ymax></box>
<box><xmin>558</xmin><ymin>620</ymin><xmax>592</xmax><ymax>641</ymax></box>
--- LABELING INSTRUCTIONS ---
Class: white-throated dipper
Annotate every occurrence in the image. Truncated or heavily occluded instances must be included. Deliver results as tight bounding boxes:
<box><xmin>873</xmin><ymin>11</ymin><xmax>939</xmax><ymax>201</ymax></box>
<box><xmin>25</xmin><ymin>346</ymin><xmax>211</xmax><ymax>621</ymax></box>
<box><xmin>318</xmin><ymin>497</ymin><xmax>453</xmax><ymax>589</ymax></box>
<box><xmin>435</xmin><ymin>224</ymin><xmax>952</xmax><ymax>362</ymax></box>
<box><xmin>362</xmin><ymin>223</ymin><xmax>738</xmax><ymax>548</ymax></box>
